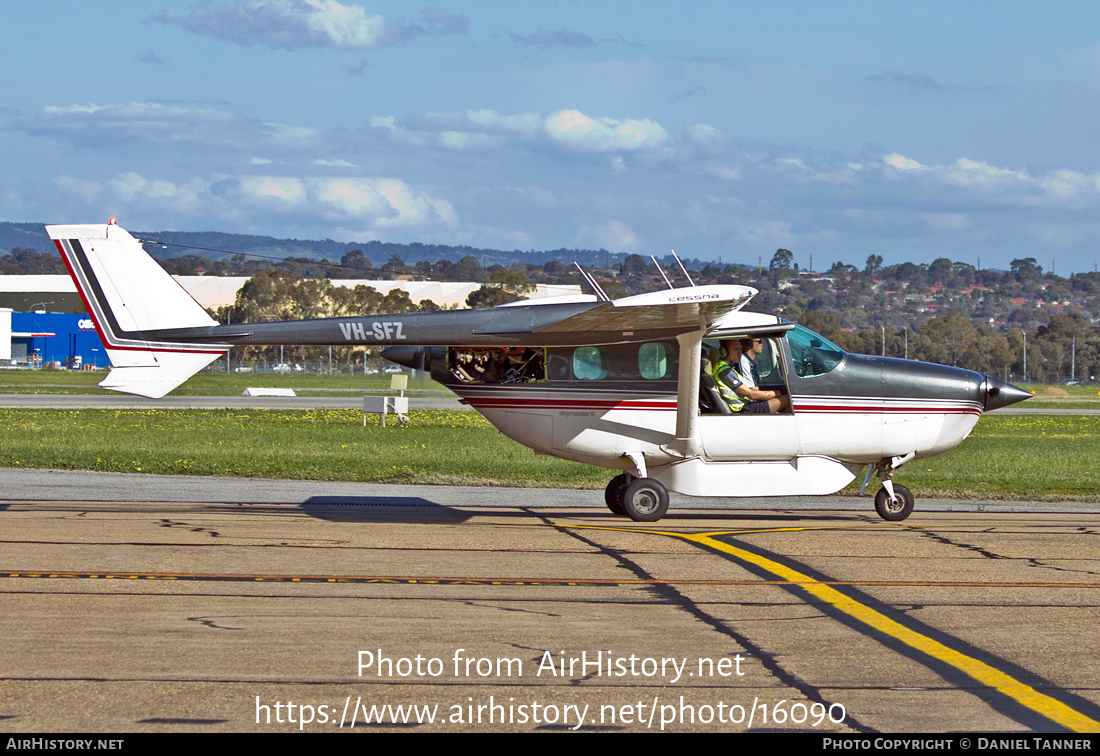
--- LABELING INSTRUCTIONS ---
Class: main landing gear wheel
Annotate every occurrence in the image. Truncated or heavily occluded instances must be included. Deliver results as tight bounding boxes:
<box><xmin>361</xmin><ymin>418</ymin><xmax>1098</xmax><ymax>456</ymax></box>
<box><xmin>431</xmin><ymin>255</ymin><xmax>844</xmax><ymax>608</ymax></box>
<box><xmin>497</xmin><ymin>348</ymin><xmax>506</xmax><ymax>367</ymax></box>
<box><xmin>622</xmin><ymin>478</ymin><xmax>669</xmax><ymax>523</ymax></box>
<box><xmin>875</xmin><ymin>484</ymin><xmax>914</xmax><ymax>522</ymax></box>
<box><xmin>604</xmin><ymin>474</ymin><xmax>630</xmax><ymax>516</ymax></box>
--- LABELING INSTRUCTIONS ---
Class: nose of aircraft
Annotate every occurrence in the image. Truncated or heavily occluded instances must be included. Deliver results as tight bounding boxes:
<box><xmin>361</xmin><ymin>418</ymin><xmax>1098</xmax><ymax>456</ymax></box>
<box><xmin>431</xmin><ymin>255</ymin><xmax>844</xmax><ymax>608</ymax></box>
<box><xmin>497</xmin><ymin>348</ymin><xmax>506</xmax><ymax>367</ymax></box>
<box><xmin>982</xmin><ymin>377</ymin><xmax>1033</xmax><ymax>412</ymax></box>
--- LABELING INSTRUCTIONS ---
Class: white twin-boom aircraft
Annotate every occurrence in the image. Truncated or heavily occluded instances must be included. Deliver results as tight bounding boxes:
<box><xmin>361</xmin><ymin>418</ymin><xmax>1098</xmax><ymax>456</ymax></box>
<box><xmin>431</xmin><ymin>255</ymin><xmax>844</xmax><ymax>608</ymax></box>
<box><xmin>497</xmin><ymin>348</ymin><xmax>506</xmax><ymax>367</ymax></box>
<box><xmin>46</xmin><ymin>222</ymin><xmax>1031</xmax><ymax>522</ymax></box>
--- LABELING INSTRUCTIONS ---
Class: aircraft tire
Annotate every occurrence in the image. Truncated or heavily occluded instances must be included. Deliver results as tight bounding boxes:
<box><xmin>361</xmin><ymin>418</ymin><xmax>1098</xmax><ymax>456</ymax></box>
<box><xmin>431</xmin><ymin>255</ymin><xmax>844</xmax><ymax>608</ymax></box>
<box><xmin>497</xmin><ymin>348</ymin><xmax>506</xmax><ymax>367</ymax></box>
<box><xmin>622</xmin><ymin>478</ymin><xmax>669</xmax><ymax>522</ymax></box>
<box><xmin>604</xmin><ymin>474</ymin><xmax>630</xmax><ymax>516</ymax></box>
<box><xmin>875</xmin><ymin>484</ymin><xmax>914</xmax><ymax>522</ymax></box>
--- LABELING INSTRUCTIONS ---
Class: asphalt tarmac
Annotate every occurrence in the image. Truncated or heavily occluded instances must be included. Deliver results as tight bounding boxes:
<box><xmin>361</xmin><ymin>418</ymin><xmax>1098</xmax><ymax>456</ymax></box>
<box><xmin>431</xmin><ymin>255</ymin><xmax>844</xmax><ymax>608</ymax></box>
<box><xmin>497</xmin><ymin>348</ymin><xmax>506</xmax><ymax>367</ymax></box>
<box><xmin>2</xmin><ymin>468</ymin><xmax>1099</xmax><ymax>734</ymax></box>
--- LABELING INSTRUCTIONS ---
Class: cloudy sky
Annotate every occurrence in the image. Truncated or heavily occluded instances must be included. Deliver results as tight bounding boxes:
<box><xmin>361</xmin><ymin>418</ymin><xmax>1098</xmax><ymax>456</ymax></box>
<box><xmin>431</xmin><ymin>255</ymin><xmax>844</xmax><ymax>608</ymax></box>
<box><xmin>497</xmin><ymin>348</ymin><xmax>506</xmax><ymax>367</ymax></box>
<box><xmin>4</xmin><ymin>1</ymin><xmax>1100</xmax><ymax>271</ymax></box>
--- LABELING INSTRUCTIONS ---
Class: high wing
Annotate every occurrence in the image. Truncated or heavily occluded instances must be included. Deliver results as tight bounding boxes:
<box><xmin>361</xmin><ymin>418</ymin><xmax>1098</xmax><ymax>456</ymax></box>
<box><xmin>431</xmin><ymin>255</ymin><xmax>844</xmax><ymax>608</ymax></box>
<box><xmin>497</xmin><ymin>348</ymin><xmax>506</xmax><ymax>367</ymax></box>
<box><xmin>47</xmin><ymin>222</ymin><xmax>757</xmax><ymax>398</ymax></box>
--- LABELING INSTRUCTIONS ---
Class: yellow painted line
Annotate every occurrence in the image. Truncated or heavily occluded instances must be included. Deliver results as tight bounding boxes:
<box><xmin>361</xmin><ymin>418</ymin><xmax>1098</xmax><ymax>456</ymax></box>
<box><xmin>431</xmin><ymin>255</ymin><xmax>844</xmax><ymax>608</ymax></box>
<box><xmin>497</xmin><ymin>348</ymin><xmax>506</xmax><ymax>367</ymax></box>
<box><xmin>652</xmin><ymin>525</ymin><xmax>1100</xmax><ymax>732</ymax></box>
<box><xmin>561</xmin><ymin>523</ymin><xmax>1100</xmax><ymax>732</ymax></box>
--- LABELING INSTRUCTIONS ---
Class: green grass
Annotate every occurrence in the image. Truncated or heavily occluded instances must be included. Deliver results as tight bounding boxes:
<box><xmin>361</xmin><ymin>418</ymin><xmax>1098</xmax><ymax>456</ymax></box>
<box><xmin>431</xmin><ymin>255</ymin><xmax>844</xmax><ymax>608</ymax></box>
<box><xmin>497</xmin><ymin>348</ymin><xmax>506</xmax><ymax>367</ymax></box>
<box><xmin>0</xmin><ymin>368</ymin><xmax>450</xmax><ymax>396</ymax></box>
<box><xmin>842</xmin><ymin>414</ymin><xmax>1100</xmax><ymax>501</ymax></box>
<box><xmin>0</xmin><ymin>408</ymin><xmax>606</xmax><ymax>488</ymax></box>
<box><xmin>0</xmin><ymin>408</ymin><xmax>1098</xmax><ymax>500</ymax></box>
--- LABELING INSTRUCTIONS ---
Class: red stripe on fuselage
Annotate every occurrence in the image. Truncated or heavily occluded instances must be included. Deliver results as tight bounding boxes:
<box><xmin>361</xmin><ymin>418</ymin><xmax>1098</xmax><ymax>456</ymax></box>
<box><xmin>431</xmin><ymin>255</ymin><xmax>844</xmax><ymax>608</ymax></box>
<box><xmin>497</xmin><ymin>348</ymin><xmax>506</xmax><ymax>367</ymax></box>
<box><xmin>466</xmin><ymin>397</ymin><xmax>676</xmax><ymax>411</ymax></box>
<box><xmin>793</xmin><ymin>403</ymin><xmax>981</xmax><ymax>415</ymax></box>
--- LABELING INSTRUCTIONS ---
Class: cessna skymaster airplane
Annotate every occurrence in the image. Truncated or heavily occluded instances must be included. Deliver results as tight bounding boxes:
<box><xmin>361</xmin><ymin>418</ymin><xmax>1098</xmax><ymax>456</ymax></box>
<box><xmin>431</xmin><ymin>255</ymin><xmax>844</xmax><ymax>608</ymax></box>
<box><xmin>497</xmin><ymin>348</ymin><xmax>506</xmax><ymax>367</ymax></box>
<box><xmin>47</xmin><ymin>221</ymin><xmax>1031</xmax><ymax>523</ymax></box>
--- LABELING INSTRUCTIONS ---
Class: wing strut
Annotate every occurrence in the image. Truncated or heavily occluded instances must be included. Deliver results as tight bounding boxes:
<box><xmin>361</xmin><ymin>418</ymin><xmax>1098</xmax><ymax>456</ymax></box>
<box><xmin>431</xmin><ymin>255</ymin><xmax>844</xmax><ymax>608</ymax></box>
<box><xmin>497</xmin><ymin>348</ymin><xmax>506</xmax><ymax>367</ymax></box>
<box><xmin>651</xmin><ymin>256</ymin><xmax>674</xmax><ymax>289</ymax></box>
<box><xmin>667</xmin><ymin>328</ymin><xmax>703</xmax><ymax>458</ymax></box>
<box><xmin>573</xmin><ymin>263</ymin><xmax>610</xmax><ymax>302</ymax></box>
<box><xmin>671</xmin><ymin>250</ymin><xmax>696</xmax><ymax>286</ymax></box>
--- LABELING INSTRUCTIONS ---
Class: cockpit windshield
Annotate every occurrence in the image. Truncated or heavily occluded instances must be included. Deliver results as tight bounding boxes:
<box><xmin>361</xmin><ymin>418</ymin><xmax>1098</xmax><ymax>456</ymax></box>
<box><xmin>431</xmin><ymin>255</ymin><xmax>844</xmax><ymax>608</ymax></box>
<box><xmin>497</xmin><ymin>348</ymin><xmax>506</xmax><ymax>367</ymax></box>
<box><xmin>786</xmin><ymin>324</ymin><xmax>846</xmax><ymax>377</ymax></box>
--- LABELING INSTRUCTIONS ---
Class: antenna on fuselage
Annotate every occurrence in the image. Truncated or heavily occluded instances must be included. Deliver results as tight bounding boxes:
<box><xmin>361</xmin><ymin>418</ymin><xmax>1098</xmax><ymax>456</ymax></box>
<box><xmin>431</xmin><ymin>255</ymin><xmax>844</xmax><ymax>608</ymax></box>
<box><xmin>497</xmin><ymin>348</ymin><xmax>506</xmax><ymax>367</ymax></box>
<box><xmin>573</xmin><ymin>262</ymin><xmax>610</xmax><ymax>302</ymax></box>
<box><xmin>651</xmin><ymin>255</ymin><xmax>674</xmax><ymax>289</ymax></box>
<box><xmin>670</xmin><ymin>250</ymin><xmax>695</xmax><ymax>286</ymax></box>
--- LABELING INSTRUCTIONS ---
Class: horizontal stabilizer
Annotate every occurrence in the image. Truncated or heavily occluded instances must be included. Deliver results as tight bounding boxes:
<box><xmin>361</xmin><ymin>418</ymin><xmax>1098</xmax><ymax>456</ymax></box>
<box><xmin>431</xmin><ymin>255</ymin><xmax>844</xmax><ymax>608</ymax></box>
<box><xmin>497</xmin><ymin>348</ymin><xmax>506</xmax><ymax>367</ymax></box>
<box><xmin>98</xmin><ymin>352</ymin><xmax>226</xmax><ymax>399</ymax></box>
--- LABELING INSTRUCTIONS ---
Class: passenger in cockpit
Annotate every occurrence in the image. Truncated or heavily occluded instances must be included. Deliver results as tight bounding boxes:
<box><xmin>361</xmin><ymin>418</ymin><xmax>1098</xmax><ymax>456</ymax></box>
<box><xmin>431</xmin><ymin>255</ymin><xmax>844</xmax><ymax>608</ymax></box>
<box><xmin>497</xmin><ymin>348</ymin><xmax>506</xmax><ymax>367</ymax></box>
<box><xmin>711</xmin><ymin>339</ymin><xmax>789</xmax><ymax>414</ymax></box>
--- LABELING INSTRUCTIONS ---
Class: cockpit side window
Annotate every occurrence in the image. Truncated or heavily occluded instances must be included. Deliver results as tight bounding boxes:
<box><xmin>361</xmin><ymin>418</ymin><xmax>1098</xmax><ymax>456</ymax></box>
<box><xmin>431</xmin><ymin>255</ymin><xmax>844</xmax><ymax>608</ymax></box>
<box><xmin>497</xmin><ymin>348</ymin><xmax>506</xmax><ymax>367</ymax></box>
<box><xmin>786</xmin><ymin>324</ymin><xmax>846</xmax><ymax>377</ymax></box>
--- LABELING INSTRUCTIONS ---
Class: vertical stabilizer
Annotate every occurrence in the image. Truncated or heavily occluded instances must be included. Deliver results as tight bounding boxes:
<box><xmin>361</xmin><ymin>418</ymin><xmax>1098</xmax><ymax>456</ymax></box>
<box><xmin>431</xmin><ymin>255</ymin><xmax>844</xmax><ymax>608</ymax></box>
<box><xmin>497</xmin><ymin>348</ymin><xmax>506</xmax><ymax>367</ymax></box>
<box><xmin>46</xmin><ymin>223</ymin><xmax>228</xmax><ymax>398</ymax></box>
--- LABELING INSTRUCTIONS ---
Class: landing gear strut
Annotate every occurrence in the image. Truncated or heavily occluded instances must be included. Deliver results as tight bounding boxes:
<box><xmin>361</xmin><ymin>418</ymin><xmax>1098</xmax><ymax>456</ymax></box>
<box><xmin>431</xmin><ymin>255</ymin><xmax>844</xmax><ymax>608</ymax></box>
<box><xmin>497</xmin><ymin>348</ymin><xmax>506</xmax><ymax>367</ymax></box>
<box><xmin>871</xmin><ymin>453</ymin><xmax>916</xmax><ymax>522</ymax></box>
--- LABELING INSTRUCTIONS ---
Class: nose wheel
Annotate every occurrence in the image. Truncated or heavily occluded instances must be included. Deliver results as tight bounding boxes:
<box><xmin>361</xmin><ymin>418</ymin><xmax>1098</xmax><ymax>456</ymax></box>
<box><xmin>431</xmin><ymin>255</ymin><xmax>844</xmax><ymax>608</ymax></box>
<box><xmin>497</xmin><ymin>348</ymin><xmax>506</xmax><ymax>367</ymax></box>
<box><xmin>875</xmin><ymin>483</ymin><xmax>914</xmax><ymax>521</ymax></box>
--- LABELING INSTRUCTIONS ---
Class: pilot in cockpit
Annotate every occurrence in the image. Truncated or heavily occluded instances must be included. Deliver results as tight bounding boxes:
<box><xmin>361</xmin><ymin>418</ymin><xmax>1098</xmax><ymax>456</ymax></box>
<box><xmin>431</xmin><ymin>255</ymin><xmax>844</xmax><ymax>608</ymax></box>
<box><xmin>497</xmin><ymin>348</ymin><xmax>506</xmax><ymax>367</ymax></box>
<box><xmin>711</xmin><ymin>339</ymin><xmax>790</xmax><ymax>414</ymax></box>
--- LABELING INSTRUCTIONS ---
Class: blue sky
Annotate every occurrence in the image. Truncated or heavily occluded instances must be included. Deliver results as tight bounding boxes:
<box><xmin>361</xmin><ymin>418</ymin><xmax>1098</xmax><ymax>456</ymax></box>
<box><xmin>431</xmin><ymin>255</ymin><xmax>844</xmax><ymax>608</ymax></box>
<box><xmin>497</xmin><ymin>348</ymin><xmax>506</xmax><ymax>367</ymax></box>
<box><xmin>4</xmin><ymin>1</ymin><xmax>1100</xmax><ymax>271</ymax></box>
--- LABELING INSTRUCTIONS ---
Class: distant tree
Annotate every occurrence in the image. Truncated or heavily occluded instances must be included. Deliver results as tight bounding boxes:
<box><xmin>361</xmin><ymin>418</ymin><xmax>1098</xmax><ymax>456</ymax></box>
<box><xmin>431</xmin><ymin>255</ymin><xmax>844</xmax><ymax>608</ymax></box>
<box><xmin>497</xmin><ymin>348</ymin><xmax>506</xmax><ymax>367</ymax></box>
<box><xmin>0</xmin><ymin>247</ymin><xmax>68</xmax><ymax>275</ymax></box>
<box><xmin>864</xmin><ymin>254</ymin><xmax>883</xmax><ymax>277</ymax></box>
<box><xmin>1011</xmin><ymin>258</ymin><xmax>1042</xmax><ymax>278</ymax></box>
<box><xmin>447</xmin><ymin>255</ymin><xmax>484</xmax><ymax>282</ymax></box>
<box><xmin>341</xmin><ymin>249</ymin><xmax>372</xmax><ymax>271</ymax></box>
<box><xmin>381</xmin><ymin>254</ymin><xmax>410</xmax><ymax>276</ymax></box>
<box><xmin>917</xmin><ymin>312</ymin><xmax>979</xmax><ymax>367</ymax></box>
<box><xmin>770</xmin><ymin>249</ymin><xmax>793</xmax><ymax>271</ymax></box>
<box><xmin>928</xmin><ymin>257</ymin><xmax>953</xmax><ymax>284</ymax></box>
<box><xmin>380</xmin><ymin>289</ymin><xmax>419</xmax><ymax>313</ymax></box>
<box><xmin>798</xmin><ymin>312</ymin><xmax>843</xmax><ymax>342</ymax></box>
<box><xmin>466</xmin><ymin>269</ymin><xmax>536</xmax><ymax>308</ymax></box>
<box><xmin>620</xmin><ymin>254</ymin><xmax>648</xmax><ymax>277</ymax></box>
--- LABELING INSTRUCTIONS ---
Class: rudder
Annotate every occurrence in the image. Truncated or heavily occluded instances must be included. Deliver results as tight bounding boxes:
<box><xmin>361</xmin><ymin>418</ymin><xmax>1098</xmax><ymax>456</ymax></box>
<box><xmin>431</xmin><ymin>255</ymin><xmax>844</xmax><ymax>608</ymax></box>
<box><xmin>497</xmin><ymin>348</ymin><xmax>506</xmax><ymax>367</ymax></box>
<box><xmin>47</xmin><ymin>222</ymin><xmax>227</xmax><ymax>398</ymax></box>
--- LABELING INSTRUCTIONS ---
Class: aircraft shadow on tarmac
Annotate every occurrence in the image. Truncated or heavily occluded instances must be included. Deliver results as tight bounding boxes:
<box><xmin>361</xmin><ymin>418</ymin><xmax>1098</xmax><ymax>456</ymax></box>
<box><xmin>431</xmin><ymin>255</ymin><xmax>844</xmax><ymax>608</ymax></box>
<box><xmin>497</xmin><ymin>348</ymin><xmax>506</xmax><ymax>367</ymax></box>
<box><xmin>297</xmin><ymin>496</ymin><xmax>861</xmax><ymax>524</ymax></box>
<box><xmin>301</xmin><ymin>496</ymin><xmax>474</xmax><ymax>523</ymax></box>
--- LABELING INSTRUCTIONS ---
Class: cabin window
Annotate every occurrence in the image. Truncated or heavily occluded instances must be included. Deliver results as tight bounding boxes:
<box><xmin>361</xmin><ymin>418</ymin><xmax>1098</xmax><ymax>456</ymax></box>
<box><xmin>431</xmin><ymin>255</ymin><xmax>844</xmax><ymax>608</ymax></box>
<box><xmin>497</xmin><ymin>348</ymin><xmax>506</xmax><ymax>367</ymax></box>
<box><xmin>448</xmin><ymin>347</ymin><xmax>545</xmax><ymax>384</ymax></box>
<box><xmin>572</xmin><ymin>346</ymin><xmax>609</xmax><ymax>380</ymax></box>
<box><xmin>638</xmin><ymin>342</ymin><xmax>673</xmax><ymax>379</ymax></box>
<box><xmin>787</xmin><ymin>325</ymin><xmax>845</xmax><ymax>377</ymax></box>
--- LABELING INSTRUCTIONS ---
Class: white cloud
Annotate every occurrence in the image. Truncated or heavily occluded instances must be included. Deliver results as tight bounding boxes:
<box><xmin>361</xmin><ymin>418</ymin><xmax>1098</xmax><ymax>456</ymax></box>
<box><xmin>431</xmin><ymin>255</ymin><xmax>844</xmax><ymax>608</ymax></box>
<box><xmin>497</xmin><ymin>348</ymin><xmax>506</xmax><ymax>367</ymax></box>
<box><xmin>775</xmin><ymin>157</ymin><xmax>859</xmax><ymax>184</ymax></box>
<box><xmin>55</xmin><ymin>176</ymin><xmax>102</xmax><ymax>204</ymax></box>
<box><xmin>702</xmin><ymin>163</ymin><xmax>740</xmax><ymax>181</ymax></box>
<box><xmin>250</xmin><ymin>157</ymin><xmax>273</xmax><ymax>165</ymax></box>
<box><xmin>883</xmin><ymin>152</ymin><xmax>1100</xmax><ymax>208</ymax></box>
<box><xmin>153</xmin><ymin>1</ymin><xmax>468</xmax><ymax>51</ymax></box>
<box><xmin>22</xmin><ymin>101</ymin><xmax>317</xmax><ymax>151</ymax></box>
<box><xmin>314</xmin><ymin>158</ymin><xmax>356</xmax><ymax>167</ymax></box>
<box><xmin>577</xmin><ymin>220</ymin><xmax>638</xmax><ymax>251</ymax></box>
<box><xmin>369</xmin><ymin>115</ymin><xmax>430</xmax><ymax>147</ymax></box>
<box><xmin>374</xmin><ymin>108</ymin><xmax>671</xmax><ymax>155</ymax></box>
<box><xmin>311</xmin><ymin>177</ymin><xmax>457</xmax><ymax>226</ymax></box>
<box><xmin>237</xmin><ymin>175</ymin><xmax>310</xmax><ymax>207</ymax></box>
<box><xmin>54</xmin><ymin>171</ymin><xmax>456</xmax><ymax>231</ymax></box>
<box><xmin>463</xmin><ymin>110</ymin><xmax>542</xmax><ymax>136</ymax></box>
<box><xmin>544</xmin><ymin>110</ymin><xmax>668</xmax><ymax>153</ymax></box>
<box><xmin>688</xmin><ymin>123</ymin><xmax>727</xmax><ymax>149</ymax></box>
<box><xmin>883</xmin><ymin>153</ymin><xmax>925</xmax><ymax>171</ymax></box>
<box><xmin>437</xmin><ymin>131</ymin><xmax>504</xmax><ymax>150</ymax></box>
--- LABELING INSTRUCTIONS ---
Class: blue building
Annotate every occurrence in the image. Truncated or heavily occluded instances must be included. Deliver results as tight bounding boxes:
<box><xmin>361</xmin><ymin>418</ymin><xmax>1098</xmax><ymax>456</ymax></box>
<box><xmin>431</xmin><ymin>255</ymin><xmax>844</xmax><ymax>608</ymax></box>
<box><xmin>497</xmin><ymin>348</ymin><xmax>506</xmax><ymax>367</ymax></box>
<box><xmin>10</xmin><ymin>312</ymin><xmax>108</xmax><ymax>367</ymax></box>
